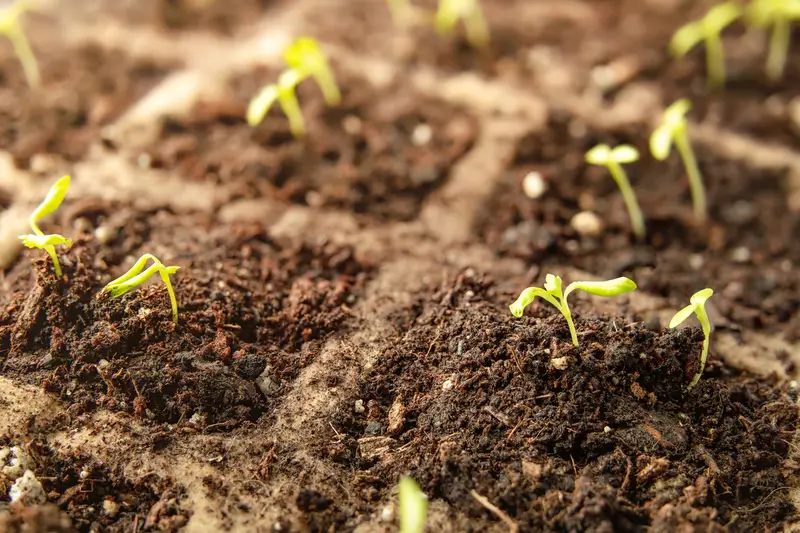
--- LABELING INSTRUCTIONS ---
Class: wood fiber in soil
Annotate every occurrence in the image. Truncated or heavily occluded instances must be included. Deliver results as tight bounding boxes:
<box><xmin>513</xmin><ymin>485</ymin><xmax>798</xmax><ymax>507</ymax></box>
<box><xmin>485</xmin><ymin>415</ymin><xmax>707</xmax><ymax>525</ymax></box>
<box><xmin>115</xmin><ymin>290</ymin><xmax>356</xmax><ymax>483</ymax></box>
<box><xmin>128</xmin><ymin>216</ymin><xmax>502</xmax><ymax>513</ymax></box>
<box><xmin>0</xmin><ymin>207</ymin><xmax>370</xmax><ymax>426</ymax></box>
<box><xmin>477</xmin><ymin>113</ymin><xmax>800</xmax><ymax>339</ymax></box>
<box><xmin>334</xmin><ymin>272</ymin><xmax>799</xmax><ymax>532</ymax></box>
<box><xmin>0</xmin><ymin>439</ymin><xmax>187</xmax><ymax>532</ymax></box>
<box><xmin>140</xmin><ymin>69</ymin><xmax>476</xmax><ymax>220</ymax></box>
<box><xmin>0</xmin><ymin>43</ymin><xmax>173</xmax><ymax>169</ymax></box>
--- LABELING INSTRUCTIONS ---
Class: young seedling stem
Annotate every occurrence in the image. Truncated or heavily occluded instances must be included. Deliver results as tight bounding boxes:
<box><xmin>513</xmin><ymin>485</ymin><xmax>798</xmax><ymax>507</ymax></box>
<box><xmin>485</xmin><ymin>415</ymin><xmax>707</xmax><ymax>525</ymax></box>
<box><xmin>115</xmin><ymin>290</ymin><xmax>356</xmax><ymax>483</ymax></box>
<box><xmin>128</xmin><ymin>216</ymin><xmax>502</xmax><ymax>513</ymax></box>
<box><xmin>510</xmin><ymin>274</ymin><xmax>637</xmax><ymax>347</ymax></box>
<box><xmin>746</xmin><ymin>0</ymin><xmax>800</xmax><ymax>80</ymax></box>
<box><xmin>0</xmin><ymin>0</ymin><xmax>40</xmax><ymax>88</ymax></box>
<box><xmin>670</xmin><ymin>2</ymin><xmax>742</xmax><ymax>89</ymax></box>
<box><xmin>669</xmin><ymin>288</ymin><xmax>714</xmax><ymax>391</ymax></box>
<box><xmin>398</xmin><ymin>476</ymin><xmax>427</xmax><ymax>533</ymax></box>
<box><xmin>247</xmin><ymin>37</ymin><xmax>339</xmax><ymax>138</ymax></box>
<box><xmin>436</xmin><ymin>0</ymin><xmax>490</xmax><ymax>48</ymax></box>
<box><xmin>18</xmin><ymin>175</ymin><xmax>72</xmax><ymax>278</ymax></box>
<box><xmin>101</xmin><ymin>254</ymin><xmax>181</xmax><ymax>324</ymax></box>
<box><xmin>585</xmin><ymin>144</ymin><xmax>645</xmax><ymax>240</ymax></box>
<box><xmin>650</xmin><ymin>99</ymin><xmax>706</xmax><ymax>222</ymax></box>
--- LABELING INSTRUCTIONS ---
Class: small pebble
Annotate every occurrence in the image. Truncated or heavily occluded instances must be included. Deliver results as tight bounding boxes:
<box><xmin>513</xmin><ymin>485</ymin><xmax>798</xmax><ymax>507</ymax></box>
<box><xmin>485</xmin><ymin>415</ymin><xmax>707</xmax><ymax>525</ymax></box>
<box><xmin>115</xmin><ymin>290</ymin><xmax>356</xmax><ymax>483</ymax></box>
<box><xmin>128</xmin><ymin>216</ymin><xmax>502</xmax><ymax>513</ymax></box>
<box><xmin>442</xmin><ymin>379</ymin><xmax>454</xmax><ymax>391</ymax></box>
<box><xmin>354</xmin><ymin>400</ymin><xmax>365</xmax><ymax>414</ymax></box>
<box><xmin>730</xmin><ymin>247</ymin><xmax>750</xmax><ymax>263</ymax></box>
<box><xmin>342</xmin><ymin>115</ymin><xmax>362</xmax><ymax>135</ymax></box>
<box><xmin>102</xmin><ymin>498</ymin><xmax>120</xmax><ymax>517</ymax></box>
<box><xmin>550</xmin><ymin>356</ymin><xmax>569</xmax><ymax>371</ymax></box>
<box><xmin>522</xmin><ymin>171</ymin><xmax>547</xmax><ymax>199</ymax></box>
<box><xmin>688</xmin><ymin>253</ymin><xmax>704</xmax><ymax>270</ymax></box>
<box><xmin>364</xmin><ymin>421</ymin><xmax>382</xmax><ymax>436</ymax></box>
<box><xmin>571</xmin><ymin>211</ymin><xmax>603</xmax><ymax>237</ymax></box>
<box><xmin>9</xmin><ymin>470</ymin><xmax>46</xmax><ymax>505</ymax></box>
<box><xmin>411</xmin><ymin>123</ymin><xmax>432</xmax><ymax>146</ymax></box>
<box><xmin>604</xmin><ymin>426</ymin><xmax>612</xmax><ymax>433</ymax></box>
<box><xmin>94</xmin><ymin>225</ymin><xmax>116</xmax><ymax>245</ymax></box>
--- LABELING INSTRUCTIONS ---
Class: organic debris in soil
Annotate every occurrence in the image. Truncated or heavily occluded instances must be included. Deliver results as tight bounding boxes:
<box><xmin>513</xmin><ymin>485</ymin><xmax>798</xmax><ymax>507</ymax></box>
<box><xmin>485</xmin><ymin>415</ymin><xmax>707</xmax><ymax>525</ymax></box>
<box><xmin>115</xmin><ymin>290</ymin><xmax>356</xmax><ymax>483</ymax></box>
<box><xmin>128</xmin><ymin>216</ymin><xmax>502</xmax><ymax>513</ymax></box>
<box><xmin>141</xmin><ymin>70</ymin><xmax>476</xmax><ymax>221</ymax></box>
<box><xmin>335</xmin><ymin>271</ymin><xmax>799</xmax><ymax>532</ymax></box>
<box><xmin>0</xmin><ymin>219</ymin><xmax>370</xmax><ymax>426</ymax></box>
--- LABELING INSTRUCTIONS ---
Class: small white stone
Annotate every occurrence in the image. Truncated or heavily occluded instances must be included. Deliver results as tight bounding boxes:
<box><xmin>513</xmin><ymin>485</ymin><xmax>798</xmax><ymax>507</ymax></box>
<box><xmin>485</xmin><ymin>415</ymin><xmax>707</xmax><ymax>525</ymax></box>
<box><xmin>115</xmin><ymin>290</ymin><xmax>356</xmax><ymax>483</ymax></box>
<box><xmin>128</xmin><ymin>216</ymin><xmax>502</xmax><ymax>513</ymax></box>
<box><xmin>79</xmin><ymin>470</ymin><xmax>90</xmax><ymax>480</ymax></box>
<box><xmin>380</xmin><ymin>504</ymin><xmax>395</xmax><ymax>522</ymax></box>
<box><xmin>603</xmin><ymin>426</ymin><xmax>612</xmax><ymax>433</ymax></box>
<box><xmin>411</xmin><ymin>123</ymin><xmax>433</xmax><ymax>146</ymax></box>
<box><xmin>522</xmin><ymin>171</ymin><xmax>547</xmax><ymax>199</ymax></box>
<box><xmin>102</xmin><ymin>498</ymin><xmax>120</xmax><ymax>517</ymax></box>
<box><xmin>2</xmin><ymin>446</ymin><xmax>32</xmax><ymax>480</ymax></box>
<box><xmin>354</xmin><ymin>400</ymin><xmax>365</xmax><ymax>414</ymax></box>
<box><xmin>305</xmin><ymin>190</ymin><xmax>324</xmax><ymax>207</ymax></box>
<box><xmin>730</xmin><ymin>247</ymin><xmax>751</xmax><ymax>263</ymax></box>
<box><xmin>688</xmin><ymin>254</ymin><xmax>704</xmax><ymax>270</ymax></box>
<box><xmin>137</xmin><ymin>153</ymin><xmax>152</xmax><ymax>169</ymax></box>
<box><xmin>442</xmin><ymin>379</ymin><xmax>454</xmax><ymax>391</ymax></box>
<box><xmin>550</xmin><ymin>356</ymin><xmax>569</xmax><ymax>370</ymax></box>
<box><xmin>570</xmin><ymin>211</ymin><xmax>603</xmax><ymax>237</ymax></box>
<box><xmin>9</xmin><ymin>470</ymin><xmax>46</xmax><ymax>505</ymax></box>
<box><xmin>189</xmin><ymin>412</ymin><xmax>206</xmax><ymax>426</ymax></box>
<box><xmin>274</xmin><ymin>523</ymin><xmax>283</xmax><ymax>531</ymax></box>
<box><xmin>342</xmin><ymin>115</ymin><xmax>362</xmax><ymax>136</ymax></box>
<box><xmin>94</xmin><ymin>225</ymin><xmax>116</xmax><ymax>245</ymax></box>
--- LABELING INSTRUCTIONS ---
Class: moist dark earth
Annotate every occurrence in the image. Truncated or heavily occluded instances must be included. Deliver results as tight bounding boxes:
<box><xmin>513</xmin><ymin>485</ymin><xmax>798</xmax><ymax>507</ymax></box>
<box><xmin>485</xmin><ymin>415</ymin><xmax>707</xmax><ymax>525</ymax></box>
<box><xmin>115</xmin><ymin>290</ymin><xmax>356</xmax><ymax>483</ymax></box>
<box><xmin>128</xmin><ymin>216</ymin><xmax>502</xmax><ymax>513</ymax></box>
<box><xmin>0</xmin><ymin>0</ymin><xmax>799</xmax><ymax>532</ymax></box>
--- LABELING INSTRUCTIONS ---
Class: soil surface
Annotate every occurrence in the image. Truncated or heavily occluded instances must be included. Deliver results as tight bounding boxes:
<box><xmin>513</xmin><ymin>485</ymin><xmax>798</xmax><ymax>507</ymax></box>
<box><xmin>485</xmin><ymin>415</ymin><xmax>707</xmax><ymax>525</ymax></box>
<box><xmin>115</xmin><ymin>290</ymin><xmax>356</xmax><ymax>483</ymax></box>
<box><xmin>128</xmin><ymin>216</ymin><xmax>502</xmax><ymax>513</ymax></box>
<box><xmin>1</xmin><ymin>0</ymin><xmax>799</xmax><ymax>532</ymax></box>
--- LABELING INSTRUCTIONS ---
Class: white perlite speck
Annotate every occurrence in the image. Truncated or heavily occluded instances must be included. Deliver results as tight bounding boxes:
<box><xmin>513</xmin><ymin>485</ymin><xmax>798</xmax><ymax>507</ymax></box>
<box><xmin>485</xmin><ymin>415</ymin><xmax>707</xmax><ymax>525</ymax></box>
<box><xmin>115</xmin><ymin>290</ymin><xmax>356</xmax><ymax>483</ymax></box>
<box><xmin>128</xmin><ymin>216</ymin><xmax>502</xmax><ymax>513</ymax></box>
<box><xmin>1</xmin><ymin>446</ymin><xmax>32</xmax><ymax>480</ymax></box>
<box><xmin>9</xmin><ymin>470</ymin><xmax>46</xmax><ymax>505</ymax></box>
<box><xmin>522</xmin><ymin>171</ymin><xmax>547</xmax><ymax>199</ymax></box>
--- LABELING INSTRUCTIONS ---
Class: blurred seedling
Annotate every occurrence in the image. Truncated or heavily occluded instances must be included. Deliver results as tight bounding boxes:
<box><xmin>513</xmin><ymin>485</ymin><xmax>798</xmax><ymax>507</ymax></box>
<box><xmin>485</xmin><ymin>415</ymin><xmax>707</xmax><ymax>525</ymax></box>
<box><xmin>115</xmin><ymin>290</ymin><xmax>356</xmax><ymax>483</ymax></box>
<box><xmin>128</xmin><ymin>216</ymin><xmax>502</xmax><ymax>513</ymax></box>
<box><xmin>247</xmin><ymin>37</ymin><xmax>339</xmax><ymax>138</ymax></box>
<box><xmin>436</xmin><ymin>0</ymin><xmax>489</xmax><ymax>49</ymax></box>
<box><xmin>18</xmin><ymin>175</ymin><xmax>72</xmax><ymax>278</ymax></box>
<box><xmin>0</xmin><ymin>0</ymin><xmax>39</xmax><ymax>88</ymax></box>
<box><xmin>585</xmin><ymin>144</ymin><xmax>645</xmax><ymax>240</ymax></box>
<box><xmin>669</xmin><ymin>288</ymin><xmax>714</xmax><ymax>391</ymax></box>
<box><xmin>510</xmin><ymin>274</ymin><xmax>637</xmax><ymax>347</ymax></box>
<box><xmin>670</xmin><ymin>2</ymin><xmax>742</xmax><ymax>89</ymax></box>
<box><xmin>101</xmin><ymin>254</ymin><xmax>181</xmax><ymax>324</ymax></box>
<box><xmin>650</xmin><ymin>99</ymin><xmax>706</xmax><ymax>223</ymax></box>
<box><xmin>398</xmin><ymin>476</ymin><xmax>428</xmax><ymax>533</ymax></box>
<box><xmin>746</xmin><ymin>0</ymin><xmax>800</xmax><ymax>80</ymax></box>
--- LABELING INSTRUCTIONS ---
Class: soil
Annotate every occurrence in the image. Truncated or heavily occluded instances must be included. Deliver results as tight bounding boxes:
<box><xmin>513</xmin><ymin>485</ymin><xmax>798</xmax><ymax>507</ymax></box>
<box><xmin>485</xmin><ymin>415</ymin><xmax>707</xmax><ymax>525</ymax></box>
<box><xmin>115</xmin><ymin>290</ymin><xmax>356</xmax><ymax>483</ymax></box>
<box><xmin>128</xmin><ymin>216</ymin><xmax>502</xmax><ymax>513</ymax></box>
<box><xmin>1</xmin><ymin>0</ymin><xmax>799</xmax><ymax>532</ymax></box>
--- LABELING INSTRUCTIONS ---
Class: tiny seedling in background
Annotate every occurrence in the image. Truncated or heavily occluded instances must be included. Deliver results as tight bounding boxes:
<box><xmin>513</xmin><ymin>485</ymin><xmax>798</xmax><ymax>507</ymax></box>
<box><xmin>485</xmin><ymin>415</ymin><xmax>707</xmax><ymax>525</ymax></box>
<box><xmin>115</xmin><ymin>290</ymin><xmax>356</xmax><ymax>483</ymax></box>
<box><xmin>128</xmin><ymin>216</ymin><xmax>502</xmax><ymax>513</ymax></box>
<box><xmin>585</xmin><ymin>144</ymin><xmax>646</xmax><ymax>241</ymax></box>
<box><xmin>247</xmin><ymin>37</ymin><xmax>339</xmax><ymax>138</ymax></box>
<box><xmin>650</xmin><ymin>99</ymin><xmax>707</xmax><ymax>223</ymax></box>
<box><xmin>0</xmin><ymin>0</ymin><xmax>39</xmax><ymax>88</ymax></box>
<box><xmin>510</xmin><ymin>274</ymin><xmax>637</xmax><ymax>347</ymax></box>
<box><xmin>283</xmin><ymin>37</ymin><xmax>341</xmax><ymax>107</ymax></box>
<box><xmin>398</xmin><ymin>476</ymin><xmax>428</xmax><ymax>533</ymax></box>
<box><xmin>435</xmin><ymin>0</ymin><xmax>490</xmax><ymax>49</ymax></box>
<box><xmin>670</xmin><ymin>2</ymin><xmax>742</xmax><ymax>89</ymax></box>
<box><xmin>18</xmin><ymin>175</ymin><xmax>72</xmax><ymax>278</ymax></box>
<box><xmin>669</xmin><ymin>288</ymin><xmax>714</xmax><ymax>391</ymax></box>
<box><xmin>101</xmin><ymin>254</ymin><xmax>181</xmax><ymax>324</ymax></box>
<box><xmin>745</xmin><ymin>0</ymin><xmax>800</xmax><ymax>81</ymax></box>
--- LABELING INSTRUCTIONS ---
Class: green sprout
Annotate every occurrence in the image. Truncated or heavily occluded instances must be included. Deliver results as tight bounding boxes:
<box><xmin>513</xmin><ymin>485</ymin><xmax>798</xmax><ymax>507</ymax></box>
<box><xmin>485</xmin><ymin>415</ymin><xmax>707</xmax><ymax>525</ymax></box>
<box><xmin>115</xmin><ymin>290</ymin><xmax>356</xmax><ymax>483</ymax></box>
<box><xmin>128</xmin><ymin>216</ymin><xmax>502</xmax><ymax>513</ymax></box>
<box><xmin>650</xmin><ymin>99</ymin><xmax>706</xmax><ymax>223</ymax></box>
<box><xmin>585</xmin><ymin>144</ymin><xmax>645</xmax><ymax>241</ymax></box>
<box><xmin>18</xmin><ymin>175</ymin><xmax>72</xmax><ymax>278</ymax></box>
<box><xmin>435</xmin><ymin>0</ymin><xmax>490</xmax><ymax>49</ymax></box>
<box><xmin>510</xmin><ymin>274</ymin><xmax>637</xmax><ymax>347</ymax></box>
<box><xmin>398</xmin><ymin>476</ymin><xmax>428</xmax><ymax>533</ymax></box>
<box><xmin>101</xmin><ymin>254</ymin><xmax>181</xmax><ymax>324</ymax></box>
<box><xmin>669</xmin><ymin>288</ymin><xmax>714</xmax><ymax>391</ymax></box>
<box><xmin>0</xmin><ymin>0</ymin><xmax>40</xmax><ymax>89</ymax></box>
<box><xmin>745</xmin><ymin>0</ymin><xmax>800</xmax><ymax>81</ymax></box>
<box><xmin>247</xmin><ymin>37</ymin><xmax>339</xmax><ymax>138</ymax></box>
<box><xmin>670</xmin><ymin>2</ymin><xmax>742</xmax><ymax>89</ymax></box>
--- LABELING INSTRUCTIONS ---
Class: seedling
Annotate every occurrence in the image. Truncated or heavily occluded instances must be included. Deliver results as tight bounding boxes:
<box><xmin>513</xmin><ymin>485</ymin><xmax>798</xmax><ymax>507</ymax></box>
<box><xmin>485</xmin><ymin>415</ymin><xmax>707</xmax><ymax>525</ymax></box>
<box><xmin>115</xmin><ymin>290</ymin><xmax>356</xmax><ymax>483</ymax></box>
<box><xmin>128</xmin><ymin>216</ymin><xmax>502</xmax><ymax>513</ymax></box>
<box><xmin>745</xmin><ymin>0</ymin><xmax>800</xmax><ymax>80</ymax></box>
<box><xmin>435</xmin><ymin>0</ymin><xmax>490</xmax><ymax>49</ymax></box>
<box><xmin>398</xmin><ymin>476</ymin><xmax>427</xmax><ymax>533</ymax></box>
<box><xmin>669</xmin><ymin>288</ymin><xmax>714</xmax><ymax>391</ymax></box>
<box><xmin>0</xmin><ymin>0</ymin><xmax>40</xmax><ymax>88</ymax></box>
<box><xmin>247</xmin><ymin>38</ymin><xmax>339</xmax><ymax>138</ymax></box>
<box><xmin>670</xmin><ymin>2</ymin><xmax>742</xmax><ymax>89</ymax></box>
<box><xmin>510</xmin><ymin>274</ymin><xmax>637</xmax><ymax>347</ymax></box>
<box><xmin>585</xmin><ymin>144</ymin><xmax>645</xmax><ymax>240</ymax></box>
<box><xmin>650</xmin><ymin>99</ymin><xmax>706</xmax><ymax>223</ymax></box>
<box><xmin>101</xmin><ymin>254</ymin><xmax>181</xmax><ymax>324</ymax></box>
<box><xmin>18</xmin><ymin>175</ymin><xmax>72</xmax><ymax>278</ymax></box>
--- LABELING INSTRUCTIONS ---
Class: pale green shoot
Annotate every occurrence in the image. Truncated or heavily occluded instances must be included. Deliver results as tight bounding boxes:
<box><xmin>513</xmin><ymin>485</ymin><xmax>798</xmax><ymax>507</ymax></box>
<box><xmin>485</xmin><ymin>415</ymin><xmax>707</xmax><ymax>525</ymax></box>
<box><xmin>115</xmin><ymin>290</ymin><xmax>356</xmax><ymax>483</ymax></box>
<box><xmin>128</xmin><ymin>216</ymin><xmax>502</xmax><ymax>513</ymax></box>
<box><xmin>18</xmin><ymin>175</ymin><xmax>71</xmax><ymax>278</ymax></box>
<box><xmin>283</xmin><ymin>37</ymin><xmax>340</xmax><ymax>107</ymax></box>
<box><xmin>398</xmin><ymin>476</ymin><xmax>428</xmax><ymax>533</ymax></box>
<box><xmin>585</xmin><ymin>144</ymin><xmax>645</xmax><ymax>240</ymax></box>
<box><xmin>745</xmin><ymin>0</ymin><xmax>800</xmax><ymax>80</ymax></box>
<box><xmin>670</xmin><ymin>2</ymin><xmax>742</xmax><ymax>89</ymax></box>
<box><xmin>650</xmin><ymin>99</ymin><xmax>706</xmax><ymax>223</ymax></box>
<box><xmin>669</xmin><ymin>288</ymin><xmax>714</xmax><ymax>391</ymax></box>
<box><xmin>436</xmin><ymin>0</ymin><xmax>489</xmax><ymax>49</ymax></box>
<box><xmin>102</xmin><ymin>254</ymin><xmax>181</xmax><ymax>324</ymax></box>
<box><xmin>0</xmin><ymin>0</ymin><xmax>40</xmax><ymax>88</ymax></box>
<box><xmin>247</xmin><ymin>69</ymin><xmax>306</xmax><ymax>137</ymax></box>
<box><xmin>510</xmin><ymin>274</ymin><xmax>637</xmax><ymax>347</ymax></box>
